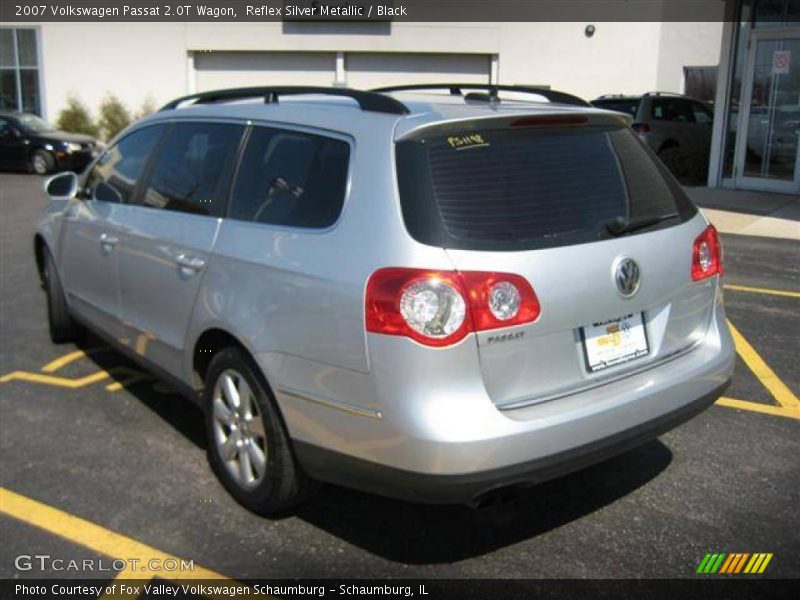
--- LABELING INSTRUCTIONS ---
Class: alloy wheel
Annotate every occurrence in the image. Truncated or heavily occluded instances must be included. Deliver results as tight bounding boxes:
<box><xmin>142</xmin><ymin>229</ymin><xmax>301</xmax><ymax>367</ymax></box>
<box><xmin>33</xmin><ymin>154</ymin><xmax>48</xmax><ymax>174</ymax></box>
<box><xmin>211</xmin><ymin>369</ymin><xmax>268</xmax><ymax>489</ymax></box>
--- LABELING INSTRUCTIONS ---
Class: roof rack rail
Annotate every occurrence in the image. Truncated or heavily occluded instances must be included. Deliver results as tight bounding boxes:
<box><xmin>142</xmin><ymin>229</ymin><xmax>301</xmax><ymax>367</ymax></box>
<box><xmin>159</xmin><ymin>86</ymin><xmax>410</xmax><ymax>115</ymax></box>
<box><xmin>642</xmin><ymin>91</ymin><xmax>686</xmax><ymax>98</ymax></box>
<box><xmin>371</xmin><ymin>83</ymin><xmax>590</xmax><ymax>107</ymax></box>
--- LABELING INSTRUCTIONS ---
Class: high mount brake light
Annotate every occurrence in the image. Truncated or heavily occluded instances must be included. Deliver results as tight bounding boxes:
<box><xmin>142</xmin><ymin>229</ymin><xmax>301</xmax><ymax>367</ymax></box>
<box><xmin>691</xmin><ymin>225</ymin><xmax>723</xmax><ymax>281</ymax></box>
<box><xmin>366</xmin><ymin>268</ymin><xmax>540</xmax><ymax>347</ymax></box>
<box><xmin>509</xmin><ymin>115</ymin><xmax>589</xmax><ymax>128</ymax></box>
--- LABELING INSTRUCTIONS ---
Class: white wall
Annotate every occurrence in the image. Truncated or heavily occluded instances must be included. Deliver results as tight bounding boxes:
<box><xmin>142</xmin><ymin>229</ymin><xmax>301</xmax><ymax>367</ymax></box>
<box><xmin>29</xmin><ymin>21</ymin><xmax>724</xmax><ymax>122</ymax></box>
<box><xmin>496</xmin><ymin>22</ymin><xmax>665</xmax><ymax>97</ymax></box>
<box><xmin>656</xmin><ymin>22</ymin><xmax>724</xmax><ymax>93</ymax></box>
<box><xmin>39</xmin><ymin>24</ymin><xmax>188</xmax><ymax>120</ymax></box>
<box><xmin>344</xmin><ymin>53</ymin><xmax>490</xmax><ymax>89</ymax></box>
<box><xmin>195</xmin><ymin>51</ymin><xmax>338</xmax><ymax>89</ymax></box>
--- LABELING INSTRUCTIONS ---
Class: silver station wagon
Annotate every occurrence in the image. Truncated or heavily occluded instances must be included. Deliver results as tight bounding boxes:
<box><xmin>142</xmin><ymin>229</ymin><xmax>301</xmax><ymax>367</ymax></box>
<box><xmin>35</xmin><ymin>84</ymin><xmax>735</xmax><ymax>513</ymax></box>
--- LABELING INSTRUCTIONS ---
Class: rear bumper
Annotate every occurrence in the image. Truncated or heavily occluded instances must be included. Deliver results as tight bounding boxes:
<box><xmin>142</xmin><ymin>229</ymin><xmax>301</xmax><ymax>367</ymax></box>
<box><xmin>278</xmin><ymin>287</ymin><xmax>735</xmax><ymax>504</ymax></box>
<box><xmin>295</xmin><ymin>378</ymin><xmax>729</xmax><ymax>504</ymax></box>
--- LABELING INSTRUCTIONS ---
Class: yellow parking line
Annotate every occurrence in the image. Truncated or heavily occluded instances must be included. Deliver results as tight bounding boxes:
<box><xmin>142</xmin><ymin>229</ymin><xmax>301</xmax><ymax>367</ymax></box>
<box><xmin>717</xmin><ymin>397</ymin><xmax>800</xmax><ymax>420</ymax></box>
<box><xmin>0</xmin><ymin>366</ymin><xmax>153</xmax><ymax>392</ymax></box>
<box><xmin>40</xmin><ymin>347</ymin><xmax>109</xmax><ymax>372</ymax></box>
<box><xmin>728</xmin><ymin>321</ymin><xmax>800</xmax><ymax>409</ymax></box>
<box><xmin>0</xmin><ymin>370</ymin><xmax>110</xmax><ymax>388</ymax></box>
<box><xmin>105</xmin><ymin>367</ymin><xmax>152</xmax><ymax>392</ymax></box>
<box><xmin>1</xmin><ymin>488</ymin><xmax>271</xmax><ymax>600</ymax></box>
<box><xmin>0</xmin><ymin>487</ymin><xmax>228</xmax><ymax>580</ymax></box>
<box><xmin>40</xmin><ymin>350</ymin><xmax>87</xmax><ymax>372</ymax></box>
<box><xmin>724</xmin><ymin>284</ymin><xmax>800</xmax><ymax>299</ymax></box>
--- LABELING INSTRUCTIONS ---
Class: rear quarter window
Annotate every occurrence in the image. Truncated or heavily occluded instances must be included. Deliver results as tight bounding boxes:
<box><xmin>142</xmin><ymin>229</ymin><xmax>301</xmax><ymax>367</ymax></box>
<box><xmin>229</xmin><ymin>127</ymin><xmax>350</xmax><ymax>229</ymax></box>
<box><xmin>396</xmin><ymin>123</ymin><xmax>696</xmax><ymax>251</ymax></box>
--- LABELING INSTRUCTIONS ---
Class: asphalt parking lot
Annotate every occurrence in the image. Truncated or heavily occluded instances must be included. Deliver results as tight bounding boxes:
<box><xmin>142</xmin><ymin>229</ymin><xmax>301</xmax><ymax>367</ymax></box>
<box><xmin>0</xmin><ymin>172</ymin><xmax>798</xmax><ymax>583</ymax></box>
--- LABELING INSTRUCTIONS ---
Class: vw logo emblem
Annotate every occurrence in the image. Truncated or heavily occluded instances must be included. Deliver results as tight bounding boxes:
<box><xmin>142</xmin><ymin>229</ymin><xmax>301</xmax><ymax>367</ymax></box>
<box><xmin>614</xmin><ymin>257</ymin><xmax>640</xmax><ymax>297</ymax></box>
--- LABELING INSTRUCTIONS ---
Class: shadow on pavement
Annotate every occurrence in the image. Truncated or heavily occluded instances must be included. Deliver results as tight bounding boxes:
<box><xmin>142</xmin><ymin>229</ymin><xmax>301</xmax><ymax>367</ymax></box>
<box><xmin>294</xmin><ymin>440</ymin><xmax>672</xmax><ymax>564</ymax></box>
<box><xmin>76</xmin><ymin>333</ymin><xmax>207</xmax><ymax>450</ymax></box>
<box><xmin>76</xmin><ymin>332</ymin><xmax>672</xmax><ymax>565</ymax></box>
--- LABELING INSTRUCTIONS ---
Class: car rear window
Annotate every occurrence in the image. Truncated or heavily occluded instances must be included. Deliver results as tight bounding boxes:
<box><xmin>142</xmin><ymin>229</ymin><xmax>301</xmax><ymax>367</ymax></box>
<box><xmin>395</xmin><ymin>124</ymin><xmax>696</xmax><ymax>251</ymax></box>
<box><xmin>651</xmin><ymin>98</ymin><xmax>695</xmax><ymax>122</ymax></box>
<box><xmin>591</xmin><ymin>99</ymin><xmax>640</xmax><ymax>117</ymax></box>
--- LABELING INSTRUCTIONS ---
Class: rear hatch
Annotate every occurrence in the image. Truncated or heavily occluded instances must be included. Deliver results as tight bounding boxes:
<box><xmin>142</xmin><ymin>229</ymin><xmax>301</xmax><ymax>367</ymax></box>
<box><xmin>395</xmin><ymin>112</ymin><xmax>716</xmax><ymax>409</ymax></box>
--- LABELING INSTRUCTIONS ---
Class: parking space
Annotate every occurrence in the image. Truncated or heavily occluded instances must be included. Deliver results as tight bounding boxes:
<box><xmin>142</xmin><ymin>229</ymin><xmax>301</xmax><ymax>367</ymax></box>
<box><xmin>0</xmin><ymin>172</ymin><xmax>798</xmax><ymax>583</ymax></box>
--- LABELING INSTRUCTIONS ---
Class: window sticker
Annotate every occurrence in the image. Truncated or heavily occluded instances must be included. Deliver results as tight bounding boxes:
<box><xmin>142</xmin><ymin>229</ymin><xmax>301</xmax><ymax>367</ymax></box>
<box><xmin>446</xmin><ymin>133</ymin><xmax>489</xmax><ymax>150</ymax></box>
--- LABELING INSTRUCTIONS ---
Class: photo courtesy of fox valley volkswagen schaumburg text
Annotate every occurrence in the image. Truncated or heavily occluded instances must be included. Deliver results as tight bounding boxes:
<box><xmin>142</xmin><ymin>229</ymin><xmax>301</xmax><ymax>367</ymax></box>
<box><xmin>0</xmin><ymin>0</ymin><xmax>798</xmax><ymax>598</ymax></box>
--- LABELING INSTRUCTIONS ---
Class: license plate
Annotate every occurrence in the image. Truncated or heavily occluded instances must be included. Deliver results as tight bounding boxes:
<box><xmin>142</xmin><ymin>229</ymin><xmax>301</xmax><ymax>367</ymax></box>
<box><xmin>581</xmin><ymin>313</ymin><xmax>649</xmax><ymax>372</ymax></box>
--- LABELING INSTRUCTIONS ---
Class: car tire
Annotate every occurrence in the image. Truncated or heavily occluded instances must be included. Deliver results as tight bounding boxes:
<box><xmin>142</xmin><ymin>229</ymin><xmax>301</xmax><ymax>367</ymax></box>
<box><xmin>43</xmin><ymin>250</ymin><xmax>84</xmax><ymax>344</ymax></box>
<box><xmin>31</xmin><ymin>150</ymin><xmax>55</xmax><ymax>175</ymax></box>
<box><xmin>204</xmin><ymin>346</ymin><xmax>319</xmax><ymax>515</ymax></box>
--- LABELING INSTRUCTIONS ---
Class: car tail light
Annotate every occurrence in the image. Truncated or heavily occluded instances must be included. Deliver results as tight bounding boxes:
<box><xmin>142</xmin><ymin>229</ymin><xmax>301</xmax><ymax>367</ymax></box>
<box><xmin>632</xmin><ymin>122</ymin><xmax>651</xmax><ymax>134</ymax></box>
<box><xmin>366</xmin><ymin>268</ymin><xmax>540</xmax><ymax>347</ymax></box>
<box><xmin>459</xmin><ymin>272</ymin><xmax>540</xmax><ymax>332</ymax></box>
<box><xmin>691</xmin><ymin>224</ymin><xmax>723</xmax><ymax>281</ymax></box>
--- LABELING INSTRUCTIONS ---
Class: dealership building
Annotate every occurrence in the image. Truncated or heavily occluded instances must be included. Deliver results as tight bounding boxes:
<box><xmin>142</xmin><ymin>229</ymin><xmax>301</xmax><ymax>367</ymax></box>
<box><xmin>709</xmin><ymin>0</ymin><xmax>800</xmax><ymax>194</ymax></box>
<box><xmin>2</xmin><ymin>0</ymin><xmax>798</xmax><ymax>193</ymax></box>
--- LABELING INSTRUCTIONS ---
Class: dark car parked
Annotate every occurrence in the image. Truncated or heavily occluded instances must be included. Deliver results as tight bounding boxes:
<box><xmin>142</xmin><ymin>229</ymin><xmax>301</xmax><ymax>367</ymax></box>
<box><xmin>591</xmin><ymin>92</ymin><xmax>714</xmax><ymax>183</ymax></box>
<box><xmin>0</xmin><ymin>111</ymin><xmax>101</xmax><ymax>175</ymax></box>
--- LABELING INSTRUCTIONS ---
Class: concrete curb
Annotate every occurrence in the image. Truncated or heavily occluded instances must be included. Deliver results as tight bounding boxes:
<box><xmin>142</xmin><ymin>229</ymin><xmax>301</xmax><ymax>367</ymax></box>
<box><xmin>685</xmin><ymin>187</ymin><xmax>799</xmax><ymax>242</ymax></box>
<box><xmin>701</xmin><ymin>208</ymin><xmax>799</xmax><ymax>241</ymax></box>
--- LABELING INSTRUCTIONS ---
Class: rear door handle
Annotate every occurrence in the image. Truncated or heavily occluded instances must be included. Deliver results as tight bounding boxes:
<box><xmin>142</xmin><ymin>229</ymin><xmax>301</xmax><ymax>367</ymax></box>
<box><xmin>99</xmin><ymin>233</ymin><xmax>118</xmax><ymax>251</ymax></box>
<box><xmin>174</xmin><ymin>253</ymin><xmax>206</xmax><ymax>273</ymax></box>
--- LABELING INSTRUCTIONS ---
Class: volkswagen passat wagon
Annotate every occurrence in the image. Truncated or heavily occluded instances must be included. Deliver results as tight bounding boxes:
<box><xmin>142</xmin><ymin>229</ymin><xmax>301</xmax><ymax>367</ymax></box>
<box><xmin>35</xmin><ymin>84</ymin><xmax>734</xmax><ymax>513</ymax></box>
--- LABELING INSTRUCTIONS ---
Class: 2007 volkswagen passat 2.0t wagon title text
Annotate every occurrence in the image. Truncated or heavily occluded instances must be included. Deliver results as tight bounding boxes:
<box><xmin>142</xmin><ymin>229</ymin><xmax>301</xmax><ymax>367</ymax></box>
<box><xmin>35</xmin><ymin>84</ymin><xmax>734</xmax><ymax>513</ymax></box>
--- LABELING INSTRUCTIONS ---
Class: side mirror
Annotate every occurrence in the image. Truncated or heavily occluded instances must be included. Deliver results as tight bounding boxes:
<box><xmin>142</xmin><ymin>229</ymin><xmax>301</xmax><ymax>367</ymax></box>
<box><xmin>44</xmin><ymin>172</ymin><xmax>79</xmax><ymax>201</ymax></box>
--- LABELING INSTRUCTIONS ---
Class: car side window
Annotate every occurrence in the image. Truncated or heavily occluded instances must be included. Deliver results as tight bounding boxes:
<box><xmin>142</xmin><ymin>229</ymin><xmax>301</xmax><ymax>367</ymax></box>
<box><xmin>84</xmin><ymin>125</ymin><xmax>165</xmax><ymax>203</ymax></box>
<box><xmin>651</xmin><ymin>98</ymin><xmax>695</xmax><ymax>123</ymax></box>
<box><xmin>139</xmin><ymin>122</ymin><xmax>243</xmax><ymax>217</ymax></box>
<box><xmin>690</xmin><ymin>102</ymin><xmax>714</xmax><ymax>124</ymax></box>
<box><xmin>0</xmin><ymin>117</ymin><xmax>18</xmax><ymax>138</ymax></box>
<box><xmin>229</xmin><ymin>127</ymin><xmax>350</xmax><ymax>228</ymax></box>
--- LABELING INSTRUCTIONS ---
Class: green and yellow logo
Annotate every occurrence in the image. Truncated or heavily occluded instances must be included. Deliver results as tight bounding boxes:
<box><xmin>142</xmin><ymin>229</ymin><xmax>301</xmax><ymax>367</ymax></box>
<box><xmin>697</xmin><ymin>552</ymin><xmax>773</xmax><ymax>574</ymax></box>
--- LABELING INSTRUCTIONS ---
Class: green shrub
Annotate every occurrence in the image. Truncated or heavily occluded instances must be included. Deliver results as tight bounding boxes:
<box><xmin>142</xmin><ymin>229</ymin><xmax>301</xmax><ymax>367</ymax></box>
<box><xmin>97</xmin><ymin>94</ymin><xmax>131</xmax><ymax>141</ymax></box>
<box><xmin>55</xmin><ymin>95</ymin><xmax>98</xmax><ymax>137</ymax></box>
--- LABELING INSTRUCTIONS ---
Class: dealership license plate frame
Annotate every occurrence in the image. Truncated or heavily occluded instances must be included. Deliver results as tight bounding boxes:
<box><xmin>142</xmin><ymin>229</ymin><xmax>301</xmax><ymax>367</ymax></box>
<box><xmin>580</xmin><ymin>313</ymin><xmax>650</xmax><ymax>373</ymax></box>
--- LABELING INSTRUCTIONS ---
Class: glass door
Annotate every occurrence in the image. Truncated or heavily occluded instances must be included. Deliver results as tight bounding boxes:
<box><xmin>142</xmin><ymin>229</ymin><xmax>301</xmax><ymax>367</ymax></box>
<box><xmin>734</xmin><ymin>31</ymin><xmax>800</xmax><ymax>193</ymax></box>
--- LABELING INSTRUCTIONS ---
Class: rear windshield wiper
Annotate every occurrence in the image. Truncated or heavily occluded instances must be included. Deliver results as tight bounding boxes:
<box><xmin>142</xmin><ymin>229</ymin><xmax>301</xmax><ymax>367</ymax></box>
<box><xmin>603</xmin><ymin>212</ymin><xmax>679</xmax><ymax>237</ymax></box>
